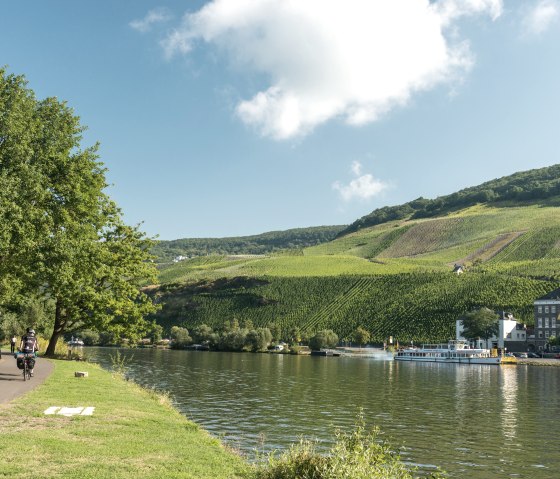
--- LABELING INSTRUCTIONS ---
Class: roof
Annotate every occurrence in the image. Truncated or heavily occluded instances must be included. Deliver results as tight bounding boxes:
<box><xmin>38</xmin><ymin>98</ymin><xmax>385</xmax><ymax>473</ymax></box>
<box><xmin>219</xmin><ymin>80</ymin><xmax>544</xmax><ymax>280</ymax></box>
<box><xmin>536</xmin><ymin>288</ymin><xmax>560</xmax><ymax>301</ymax></box>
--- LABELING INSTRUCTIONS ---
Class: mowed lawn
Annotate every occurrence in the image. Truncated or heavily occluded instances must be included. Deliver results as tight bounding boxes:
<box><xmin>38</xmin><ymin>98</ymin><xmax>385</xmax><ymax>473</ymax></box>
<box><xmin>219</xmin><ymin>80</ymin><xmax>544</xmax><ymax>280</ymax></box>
<box><xmin>0</xmin><ymin>360</ymin><xmax>248</xmax><ymax>479</ymax></box>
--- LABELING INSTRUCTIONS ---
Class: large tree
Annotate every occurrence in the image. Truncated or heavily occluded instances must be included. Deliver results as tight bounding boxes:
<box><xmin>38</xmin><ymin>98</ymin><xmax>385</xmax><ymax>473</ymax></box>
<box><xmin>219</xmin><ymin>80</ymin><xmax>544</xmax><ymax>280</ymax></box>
<box><xmin>0</xmin><ymin>69</ymin><xmax>158</xmax><ymax>355</ymax></box>
<box><xmin>460</xmin><ymin>307</ymin><xmax>499</xmax><ymax>343</ymax></box>
<box><xmin>352</xmin><ymin>326</ymin><xmax>371</xmax><ymax>347</ymax></box>
<box><xmin>309</xmin><ymin>329</ymin><xmax>339</xmax><ymax>350</ymax></box>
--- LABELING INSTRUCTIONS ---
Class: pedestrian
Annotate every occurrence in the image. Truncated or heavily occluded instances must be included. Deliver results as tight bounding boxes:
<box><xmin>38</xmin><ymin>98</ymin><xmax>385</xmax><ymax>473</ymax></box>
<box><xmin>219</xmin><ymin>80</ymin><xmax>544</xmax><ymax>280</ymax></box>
<box><xmin>10</xmin><ymin>335</ymin><xmax>17</xmax><ymax>353</ymax></box>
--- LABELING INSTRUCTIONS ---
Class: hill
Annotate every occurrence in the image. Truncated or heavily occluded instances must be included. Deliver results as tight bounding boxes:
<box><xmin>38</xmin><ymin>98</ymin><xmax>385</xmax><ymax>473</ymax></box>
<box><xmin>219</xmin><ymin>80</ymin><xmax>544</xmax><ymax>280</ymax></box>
<box><xmin>339</xmin><ymin>163</ymin><xmax>560</xmax><ymax>236</ymax></box>
<box><xmin>149</xmin><ymin>165</ymin><xmax>560</xmax><ymax>344</ymax></box>
<box><xmin>152</xmin><ymin>225</ymin><xmax>345</xmax><ymax>263</ymax></box>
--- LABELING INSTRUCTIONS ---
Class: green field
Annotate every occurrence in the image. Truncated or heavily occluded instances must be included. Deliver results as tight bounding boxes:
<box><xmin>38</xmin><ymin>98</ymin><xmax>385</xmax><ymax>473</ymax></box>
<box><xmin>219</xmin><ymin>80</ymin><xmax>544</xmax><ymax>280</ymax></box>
<box><xmin>151</xmin><ymin>203</ymin><xmax>560</xmax><ymax>343</ymax></box>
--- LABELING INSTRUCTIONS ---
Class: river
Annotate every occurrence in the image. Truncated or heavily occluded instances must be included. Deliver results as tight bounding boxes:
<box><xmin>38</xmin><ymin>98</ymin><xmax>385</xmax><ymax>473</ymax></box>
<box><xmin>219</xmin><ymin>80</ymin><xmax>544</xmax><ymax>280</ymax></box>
<box><xmin>87</xmin><ymin>347</ymin><xmax>560</xmax><ymax>478</ymax></box>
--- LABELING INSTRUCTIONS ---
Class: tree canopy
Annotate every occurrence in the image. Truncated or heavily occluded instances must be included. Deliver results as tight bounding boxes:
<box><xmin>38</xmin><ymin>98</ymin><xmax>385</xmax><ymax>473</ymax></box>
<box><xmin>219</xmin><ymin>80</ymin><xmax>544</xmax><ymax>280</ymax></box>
<box><xmin>309</xmin><ymin>329</ymin><xmax>339</xmax><ymax>350</ymax></box>
<box><xmin>460</xmin><ymin>308</ymin><xmax>499</xmax><ymax>342</ymax></box>
<box><xmin>0</xmin><ymin>69</ymin><xmax>158</xmax><ymax>354</ymax></box>
<box><xmin>152</xmin><ymin>225</ymin><xmax>345</xmax><ymax>262</ymax></box>
<box><xmin>352</xmin><ymin>327</ymin><xmax>371</xmax><ymax>347</ymax></box>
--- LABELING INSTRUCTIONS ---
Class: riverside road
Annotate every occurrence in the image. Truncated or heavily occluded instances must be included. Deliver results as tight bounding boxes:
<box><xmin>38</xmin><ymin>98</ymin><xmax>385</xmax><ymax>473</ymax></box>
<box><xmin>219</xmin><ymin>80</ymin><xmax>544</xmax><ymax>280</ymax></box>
<box><xmin>0</xmin><ymin>350</ymin><xmax>53</xmax><ymax>404</ymax></box>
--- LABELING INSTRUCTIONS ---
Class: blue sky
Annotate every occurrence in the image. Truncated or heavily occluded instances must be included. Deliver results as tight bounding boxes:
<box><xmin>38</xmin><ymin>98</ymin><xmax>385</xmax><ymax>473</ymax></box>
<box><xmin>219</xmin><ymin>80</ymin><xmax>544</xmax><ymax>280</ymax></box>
<box><xmin>1</xmin><ymin>0</ymin><xmax>559</xmax><ymax>239</ymax></box>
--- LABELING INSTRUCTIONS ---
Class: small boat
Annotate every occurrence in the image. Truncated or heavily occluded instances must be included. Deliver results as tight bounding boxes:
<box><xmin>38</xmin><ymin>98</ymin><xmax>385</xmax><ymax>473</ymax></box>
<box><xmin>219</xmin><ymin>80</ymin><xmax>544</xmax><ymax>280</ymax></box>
<box><xmin>68</xmin><ymin>336</ymin><xmax>84</xmax><ymax>347</ymax></box>
<box><xmin>394</xmin><ymin>340</ymin><xmax>506</xmax><ymax>365</ymax></box>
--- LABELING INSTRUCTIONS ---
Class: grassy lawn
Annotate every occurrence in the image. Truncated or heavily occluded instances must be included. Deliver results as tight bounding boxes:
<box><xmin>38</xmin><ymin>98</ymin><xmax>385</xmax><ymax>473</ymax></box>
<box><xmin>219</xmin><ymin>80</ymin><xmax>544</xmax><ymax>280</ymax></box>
<box><xmin>0</xmin><ymin>360</ymin><xmax>249</xmax><ymax>479</ymax></box>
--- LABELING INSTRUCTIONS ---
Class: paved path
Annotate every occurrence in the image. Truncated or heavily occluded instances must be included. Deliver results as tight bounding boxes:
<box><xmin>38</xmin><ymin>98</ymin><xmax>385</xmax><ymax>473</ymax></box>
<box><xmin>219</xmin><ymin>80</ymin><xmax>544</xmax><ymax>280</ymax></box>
<box><xmin>0</xmin><ymin>350</ymin><xmax>54</xmax><ymax>404</ymax></box>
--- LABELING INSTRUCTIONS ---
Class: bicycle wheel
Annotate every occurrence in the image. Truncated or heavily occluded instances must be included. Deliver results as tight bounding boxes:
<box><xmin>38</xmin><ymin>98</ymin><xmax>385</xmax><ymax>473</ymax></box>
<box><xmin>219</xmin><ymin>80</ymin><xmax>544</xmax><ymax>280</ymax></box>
<box><xmin>23</xmin><ymin>360</ymin><xmax>28</xmax><ymax>381</ymax></box>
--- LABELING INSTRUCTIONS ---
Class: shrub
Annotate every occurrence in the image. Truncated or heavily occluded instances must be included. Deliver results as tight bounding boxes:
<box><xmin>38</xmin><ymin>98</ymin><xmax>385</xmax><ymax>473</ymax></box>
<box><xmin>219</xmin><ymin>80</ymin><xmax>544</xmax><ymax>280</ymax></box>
<box><xmin>170</xmin><ymin>326</ymin><xmax>192</xmax><ymax>349</ymax></box>
<box><xmin>254</xmin><ymin>414</ymin><xmax>444</xmax><ymax>479</ymax></box>
<box><xmin>247</xmin><ymin>328</ymin><xmax>273</xmax><ymax>352</ymax></box>
<box><xmin>219</xmin><ymin>328</ymin><xmax>249</xmax><ymax>351</ymax></box>
<box><xmin>309</xmin><ymin>330</ymin><xmax>338</xmax><ymax>351</ymax></box>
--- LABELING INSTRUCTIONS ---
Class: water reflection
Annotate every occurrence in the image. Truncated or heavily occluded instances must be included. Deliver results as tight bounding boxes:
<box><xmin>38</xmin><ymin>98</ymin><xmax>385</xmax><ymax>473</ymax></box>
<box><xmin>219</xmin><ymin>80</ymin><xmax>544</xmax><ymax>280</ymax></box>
<box><xmin>88</xmin><ymin>348</ymin><xmax>560</xmax><ymax>479</ymax></box>
<box><xmin>499</xmin><ymin>367</ymin><xmax>519</xmax><ymax>441</ymax></box>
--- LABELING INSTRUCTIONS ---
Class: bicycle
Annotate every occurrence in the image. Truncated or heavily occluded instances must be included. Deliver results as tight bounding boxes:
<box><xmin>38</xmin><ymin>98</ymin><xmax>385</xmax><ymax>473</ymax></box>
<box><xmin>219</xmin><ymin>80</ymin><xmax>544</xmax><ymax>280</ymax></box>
<box><xmin>15</xmin><ymin>352</ymin><xmax>36</xmax><ymax>381</ymax></box>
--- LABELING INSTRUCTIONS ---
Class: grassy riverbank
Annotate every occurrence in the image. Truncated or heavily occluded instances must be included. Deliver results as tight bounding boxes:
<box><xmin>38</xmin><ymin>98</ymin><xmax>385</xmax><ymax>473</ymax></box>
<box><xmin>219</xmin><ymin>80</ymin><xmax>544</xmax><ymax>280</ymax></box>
<box><xmin>0</xmin><ymin>360</ymin><xmax>248</xmax><ymax>479</ymax></box>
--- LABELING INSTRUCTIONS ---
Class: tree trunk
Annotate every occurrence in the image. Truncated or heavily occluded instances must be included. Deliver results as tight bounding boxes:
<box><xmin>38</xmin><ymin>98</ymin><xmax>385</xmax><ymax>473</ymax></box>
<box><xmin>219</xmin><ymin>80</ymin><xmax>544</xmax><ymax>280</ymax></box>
<box><xmin>45</xmin><ymin>299</ymin><xmax>66</xmax><ymax>357</ymax></box>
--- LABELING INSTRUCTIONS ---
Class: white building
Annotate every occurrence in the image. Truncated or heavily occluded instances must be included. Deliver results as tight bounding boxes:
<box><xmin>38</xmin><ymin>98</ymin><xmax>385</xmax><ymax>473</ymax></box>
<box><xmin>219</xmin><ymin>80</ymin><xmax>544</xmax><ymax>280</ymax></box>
<box><xmin>173</xmin><ymin>255</ymin><xmax>189</xmax><ymax>263</ymax></box>
<box><xmin>456</xmin><ymin>311</ymin><xmax>526</xmax><ymax>350</ymax></box>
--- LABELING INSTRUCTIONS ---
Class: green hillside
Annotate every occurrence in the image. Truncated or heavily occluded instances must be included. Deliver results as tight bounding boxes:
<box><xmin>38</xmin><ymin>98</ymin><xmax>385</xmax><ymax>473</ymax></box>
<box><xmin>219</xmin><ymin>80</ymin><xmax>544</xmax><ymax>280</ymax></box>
<box><xmin>152</xmin><ymin>225</ymin><xmax>345</xmax><ymax>262</ymax></box>
<box><xmin>339</xmin><ymin>163</ymin><xmax>560</xmax><ymax>235</ymax></box>
<box><xmin>150</xmin><ymin>166</ymin><xmax>560</xmax><ymax>344</ymax></box>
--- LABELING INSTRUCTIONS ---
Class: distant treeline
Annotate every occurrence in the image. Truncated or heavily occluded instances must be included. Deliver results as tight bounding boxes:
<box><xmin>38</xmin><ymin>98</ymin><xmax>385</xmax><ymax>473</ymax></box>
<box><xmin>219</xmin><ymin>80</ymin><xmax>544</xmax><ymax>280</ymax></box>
<box><xmin>341</xmin><ymin>163</ymin><xmax>560</xmax><ymax>236</ymax></box>
<box><xmin>153</xmin><ymin>225</ymin><xmax>345</xmax><ymax>262</ymax></box>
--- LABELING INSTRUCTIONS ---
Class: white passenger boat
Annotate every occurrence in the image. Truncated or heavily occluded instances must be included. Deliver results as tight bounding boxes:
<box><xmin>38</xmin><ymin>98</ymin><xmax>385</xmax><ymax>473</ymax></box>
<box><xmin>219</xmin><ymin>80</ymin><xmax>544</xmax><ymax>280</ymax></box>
<box><xmin>394</xmin><ymin>340</ymin><xmax>503</xmax><ymax>365</ymax></box>
<box><xmin>68</xmin><ymin>336</ymin><xmax>84</xmax><ymax>347</ymax></box>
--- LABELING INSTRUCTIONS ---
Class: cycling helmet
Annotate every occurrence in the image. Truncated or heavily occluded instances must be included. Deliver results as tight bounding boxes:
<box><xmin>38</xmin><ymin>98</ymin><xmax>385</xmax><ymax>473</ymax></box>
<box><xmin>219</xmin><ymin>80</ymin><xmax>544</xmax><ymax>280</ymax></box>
<box><xmin>26</xmin><ymin>328</ymin><xmax>36</xmax><ymax>335</ymax></box>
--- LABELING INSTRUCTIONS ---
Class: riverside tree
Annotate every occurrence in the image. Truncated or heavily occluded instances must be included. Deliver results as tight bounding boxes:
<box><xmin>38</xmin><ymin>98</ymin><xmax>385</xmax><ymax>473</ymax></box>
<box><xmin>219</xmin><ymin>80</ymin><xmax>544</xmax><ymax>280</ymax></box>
<box><xmin>309</xmin><ymin>329</ymin><xmax>339</xmax><ymax>350</ymax></box>
<box><xmin>460</xmin><ymin>307</ymin><xmax>499</xmax><ymax>344</ymax></box>
<box><xmin>0</xmin><ymin>69</ymin><xmax>158</xmax><ymax>355</ymax></box>
<box><xmin>352</xmin><ymin>326</ymin><xmax>371</xmax><ymax>347</ymax></box>
<box><xmin>246</xmin><ymin>327</ymin><xmax>272</xmax><ymax>352</ymax></box>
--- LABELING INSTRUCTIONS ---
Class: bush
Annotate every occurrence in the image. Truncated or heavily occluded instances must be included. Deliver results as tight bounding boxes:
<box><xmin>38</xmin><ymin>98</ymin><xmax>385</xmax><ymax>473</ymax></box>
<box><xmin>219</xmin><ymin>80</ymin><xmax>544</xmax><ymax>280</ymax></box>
<box><xmin>191</xmin><ymin>323</ymin><xmax>214</xmax><ymax>344</ymax></box>
<box><xmin>170</xmin><ymin>326</ymin><xmax>192</xmax><ymax>349</ymax></box>
<box><xmin>254</xmin><ymin>414</ymin><xmax>444</xmax><ymax>479</ymax></box>
<box><xmin>219</xmin><ymin>329</ymin><xmax>248</xmax><ymax>351</ymax></box>
<box><xmin>309</xmin><ymin>330</ymin><xmax>338</xmax><ymax>351</ymax></box>
<box><xmin>247</xmin><ymin>328</ymin><xmax>273</xmax><ymax>352</ymax></box>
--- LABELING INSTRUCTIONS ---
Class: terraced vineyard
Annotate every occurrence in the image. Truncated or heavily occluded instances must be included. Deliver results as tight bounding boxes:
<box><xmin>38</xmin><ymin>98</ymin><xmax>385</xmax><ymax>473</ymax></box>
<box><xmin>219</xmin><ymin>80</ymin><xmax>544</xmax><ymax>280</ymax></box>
<box><xmin>152</xmin><ymin>273</ymin><xmax>555</xmax><ymax>343</ymax></box>
<box><xmin>153</xmin><ymin>202</ymin><xmax>560</xmax><ymax>343</ymax></box>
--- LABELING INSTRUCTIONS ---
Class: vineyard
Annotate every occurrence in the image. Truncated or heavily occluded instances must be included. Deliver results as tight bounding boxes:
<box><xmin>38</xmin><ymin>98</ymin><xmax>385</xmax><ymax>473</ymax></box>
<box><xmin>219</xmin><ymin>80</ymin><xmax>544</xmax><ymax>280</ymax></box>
<box><xmin>151</xmin><ymin>272</ymin><xmax>556</xmax><ymax>343</ymax></box>
<box><xmin>152</xmin><ymin>202</ymin><xmax>560</xmax><ymax>343</ymax></box>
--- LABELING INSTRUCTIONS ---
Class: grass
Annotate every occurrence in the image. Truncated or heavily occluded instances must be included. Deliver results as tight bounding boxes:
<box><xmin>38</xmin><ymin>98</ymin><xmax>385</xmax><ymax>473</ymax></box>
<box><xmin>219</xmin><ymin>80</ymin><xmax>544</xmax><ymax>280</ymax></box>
<box><xmin>0</xmin><ymin>360</ymin><xmax>248</xmax><ymax>479</ymax></box>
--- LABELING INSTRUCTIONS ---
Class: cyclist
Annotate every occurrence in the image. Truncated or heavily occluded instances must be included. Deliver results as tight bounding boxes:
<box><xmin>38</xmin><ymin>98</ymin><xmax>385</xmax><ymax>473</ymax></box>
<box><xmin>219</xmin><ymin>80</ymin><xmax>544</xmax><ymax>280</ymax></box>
<box><xmin>19</xmin><ymin>328</ymin><xmax>39</xmax><ymax>376</ymax></box>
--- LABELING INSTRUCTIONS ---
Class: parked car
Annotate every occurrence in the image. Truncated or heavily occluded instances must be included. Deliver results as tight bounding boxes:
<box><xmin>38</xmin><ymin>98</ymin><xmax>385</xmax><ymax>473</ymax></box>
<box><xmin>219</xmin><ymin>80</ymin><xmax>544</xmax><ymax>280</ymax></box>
<box><xmin>527</xmin><ymin>352</ymin><xmax>541</xmax><ymax>358</ymax></box>
<box><xmin>554</xmin><ymin>354</ymin><xmax>560</xmax><ymax>359</ymax></box>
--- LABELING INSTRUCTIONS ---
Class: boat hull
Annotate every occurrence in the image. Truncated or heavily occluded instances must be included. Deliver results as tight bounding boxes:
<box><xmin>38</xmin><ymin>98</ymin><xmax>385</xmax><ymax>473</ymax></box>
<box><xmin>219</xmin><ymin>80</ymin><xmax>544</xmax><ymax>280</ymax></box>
<box><xmin>395</xmin><ymin>356</ymin><xmax>501</xmax><ymax>365</ymax></box>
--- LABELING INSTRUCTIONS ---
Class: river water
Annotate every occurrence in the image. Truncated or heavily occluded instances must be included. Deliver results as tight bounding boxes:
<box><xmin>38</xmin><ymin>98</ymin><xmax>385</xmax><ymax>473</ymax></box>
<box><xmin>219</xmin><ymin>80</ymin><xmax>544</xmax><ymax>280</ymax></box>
<box><xmin>87</xmin><ymin>347</ymin><xmax>560</xmax><ymax>478</ymax></box>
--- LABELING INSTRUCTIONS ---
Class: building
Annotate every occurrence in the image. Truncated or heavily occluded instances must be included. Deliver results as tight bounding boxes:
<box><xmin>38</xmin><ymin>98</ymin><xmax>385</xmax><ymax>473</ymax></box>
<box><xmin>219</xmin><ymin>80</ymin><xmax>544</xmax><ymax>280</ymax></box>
<box><xmin>452</xmin><ymin>264</ymin><xmax>464</xmax><ymax>275</ymax></box>
<box><xmin>456</xmin><ymin>311</ymin><xmax>527</xmax><ymax>351</ymax></box>
<box><xmin>533</xmin><ymin>288</ymin><xmax>560</xmax><ymax>351</ymax></box>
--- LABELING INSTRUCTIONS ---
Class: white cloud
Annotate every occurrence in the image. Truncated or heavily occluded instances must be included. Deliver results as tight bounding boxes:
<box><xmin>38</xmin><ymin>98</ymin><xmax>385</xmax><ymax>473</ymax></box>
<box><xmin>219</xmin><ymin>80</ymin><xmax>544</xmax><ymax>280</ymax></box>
<box><xmin>130</xmin><ymin>8</ymin><xmax>172</xmax><ymax>33</ymax></box>
<box><xmin>333</xmin><ymin>162</ymin><xmax>388</xmax><ymax>202</ymax></box>
<box><xmin>163</xmin><ymin>0</ymin><xmax>502</xmax><ymax>139</ymax></box>
<box><xmin>435</xmin><ymin>0</ymin><xmax>503</xmax><ymax>25</ymax></box>
<box><xmin>523</xmin><ymin>0</ymin><xmax>560</xmax><ymax>35</ymax></box>
<box><xmin>350</xmin><ymin>161</ymin><xmax>362</xmax><ymax>176</ymax></box>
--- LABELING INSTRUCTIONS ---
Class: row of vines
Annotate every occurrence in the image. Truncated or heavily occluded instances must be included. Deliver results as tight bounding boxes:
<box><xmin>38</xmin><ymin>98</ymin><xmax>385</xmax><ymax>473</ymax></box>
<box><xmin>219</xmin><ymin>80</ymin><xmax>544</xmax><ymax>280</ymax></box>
<box><xmin>151</xmin><ymin>272</ymin><xmax>557</xmax><ymax>344</ymax></box>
